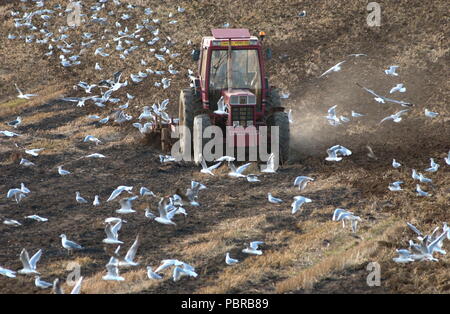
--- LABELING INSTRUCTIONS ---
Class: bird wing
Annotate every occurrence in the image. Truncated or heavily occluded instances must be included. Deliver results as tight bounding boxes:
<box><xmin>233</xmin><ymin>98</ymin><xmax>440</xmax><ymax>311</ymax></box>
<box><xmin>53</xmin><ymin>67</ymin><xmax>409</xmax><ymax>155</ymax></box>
<box><xmin>250</xmin><ymin>241</ymin><xmax>264</xmax><ymax>250</ymax></box>
<box><xmin>236</xmin><ymin>162</ymin><xmax>252</xmax><ymax>174</ymax></box>
<box><xmin>427</xmin><ymin>232</ymin><xmax>447</xmax><ymax>254</ymax></box>
<box><xmin>406</xmin><ymin>223</ymin><xmax>423</xmax><ymax>237</ymax></box>
<box><xmin>29</xmin><ymin>249</ymin><xmax>42</xmax><ymax>269</ymax></box>
<box><xmin>14</xmin><ymin>84</ymin><xmax>22</xmax><ymax>94</ymax></box>
<box><xmin>208</xmin><ymin>161</ymin><xmax>222</xmax><ymax>171</ymax></box>
<box><xmin>105</xmin><ymin>224</ymin><xmax>117</xmax><ymax>240</ymax></box>
<box><xmin>20</xmin><ymin>249</ymin><xmax>32</xmax><ymax>270</ymax></box>
<box><xmin>155</xmin><ymin>259</ymin><xmax>176</xmax><ymax>273</ymax></box>
<box><xmin>107</xmin><ymin>187</ymin><xmax>123</xmax><ymax>202</ymax></box>
<box><xmin>70</xmin><ymin>277</ymin><xmax>83</xmax><ymax>294</ymax></box>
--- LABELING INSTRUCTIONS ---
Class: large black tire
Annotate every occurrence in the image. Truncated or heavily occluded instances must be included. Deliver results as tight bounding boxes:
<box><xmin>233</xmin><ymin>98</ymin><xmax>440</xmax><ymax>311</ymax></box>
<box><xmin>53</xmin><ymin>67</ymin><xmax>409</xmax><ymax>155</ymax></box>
<box><xmin>179</xmin><ymin>88</ymin><xmax>201</xmax><ymax>157</ymax></box>
<box><xmin>267</xmin><ymin>111</ymin><xmax>290</xmax><ymax>163</ymax></box>
<box><xmin>193</xmin><ymin>114</ymin><xmax>211</xmax><ymax>165</ymax></box>
<box><xmin>265</xmin><ymin>88</ymin><xmax>281</xmax><ymax>112</ymax></box>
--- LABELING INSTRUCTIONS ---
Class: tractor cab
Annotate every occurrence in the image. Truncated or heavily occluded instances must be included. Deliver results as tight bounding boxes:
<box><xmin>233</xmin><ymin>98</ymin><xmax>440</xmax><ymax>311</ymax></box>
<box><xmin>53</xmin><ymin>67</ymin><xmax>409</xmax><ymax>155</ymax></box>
<box><xmin>193</xmin><ymin>29</ymin><xmax>267</xmax><ymax>124</ymax></box>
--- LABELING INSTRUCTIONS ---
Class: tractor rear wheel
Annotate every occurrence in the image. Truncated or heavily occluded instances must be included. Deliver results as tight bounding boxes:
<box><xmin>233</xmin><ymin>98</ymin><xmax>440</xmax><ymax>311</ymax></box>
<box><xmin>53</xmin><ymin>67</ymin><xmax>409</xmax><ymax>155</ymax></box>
<box><xmin>193</xmin><ymin>114</ymin><xmax>211</xmax><ymax>165</ymax></box>
<box><xmin>179</xmin><ymin>88</ymin><xmax>201</xmax><ymax>158</ymax></box>
<box><xmin>268</xmin><ymin>111</ymin><xmax>290</xmax><ymax>163</ymax></box>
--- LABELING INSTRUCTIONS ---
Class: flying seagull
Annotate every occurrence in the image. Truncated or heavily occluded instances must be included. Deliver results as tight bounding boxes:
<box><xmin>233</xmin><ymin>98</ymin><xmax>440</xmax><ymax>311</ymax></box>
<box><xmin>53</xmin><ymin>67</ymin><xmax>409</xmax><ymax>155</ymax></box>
<box><xmin>242</xmin><ymin>241</ymin><xmax>264</xmax><ymax>255</ymax></box>
<box><xmin>356</xmin><ymin>83</ymin><xmax>413</xmax><ymax>107</ymax></box>
<box><xmin>14</xmin><ymin>84</ymin><xmax>37</xmax><ymax>99</ymax></box>
<box><xmin>319</xmin><ymin>61</ymin><xmax>346</xmax><ymax>78</ymax></box>
<box><xmin>385</xmin><ymin>65</ymin><xmax>399</xmax><ymax>76</ymax></box>
<box><xmin>18</xmin><ymin>248</ymin><xmax>42</xmax><ymax>275</ymax></box>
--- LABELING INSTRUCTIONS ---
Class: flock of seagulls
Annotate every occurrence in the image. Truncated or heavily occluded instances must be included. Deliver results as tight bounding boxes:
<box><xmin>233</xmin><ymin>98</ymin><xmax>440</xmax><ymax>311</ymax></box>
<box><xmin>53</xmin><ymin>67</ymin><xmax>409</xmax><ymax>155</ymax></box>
<box><xmin>393</xmin><ymin>223</ymin><xmax>449</xmax><ymax>263</ymax></box>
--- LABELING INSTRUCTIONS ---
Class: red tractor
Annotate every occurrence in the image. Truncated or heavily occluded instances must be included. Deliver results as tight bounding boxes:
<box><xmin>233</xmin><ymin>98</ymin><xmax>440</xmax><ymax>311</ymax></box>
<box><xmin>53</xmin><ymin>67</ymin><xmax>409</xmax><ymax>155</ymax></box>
<box><xmin>178</xmin><ymin>29</ymin><xmax>290</xmax><ymax>164</ymax></box>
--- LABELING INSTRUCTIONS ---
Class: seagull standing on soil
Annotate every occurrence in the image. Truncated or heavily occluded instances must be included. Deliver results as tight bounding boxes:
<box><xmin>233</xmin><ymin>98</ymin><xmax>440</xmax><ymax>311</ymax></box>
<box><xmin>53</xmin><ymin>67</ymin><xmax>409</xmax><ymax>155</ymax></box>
<box><xmin>60</xmin><ymin>234</ymin><xmax>83</xmax><ymax>254</ymax></box>
<box><xmin>57</xmin><ymin>165</ymin><xmax>71</xmax><ymax>175</ymax></box>
<box><xmin>35</xmin><ymin>276</ymin><xmax>52</xmax><ymax>289</ymax></box>
<box><xmin>76</xmin><ymin>192</ymin><xmax>88</xmax><ymax>204</ymax></box>
<box><xmin>445</xmin><ymin>151</ymin><xmax>450</xmax><ymax>165</ymax></box>
<box><xmin>392</xmin><ymin>159</ymin><xmax>401</xmax><ymax>168</ymax></box>
<box><xmin>268</xmin><ymin>193</ymin><xmax>283</xmax><ymax>204</ymax></box>
<box><xmin>83</xmin><ymin>135</ymin><xmax>102</xmax><ymax>145</ymax></box>
<box><xmin>388</xmin><ymin>181</ymin><xmax>404</xmax><ymax>191</ymax></box>
<box><xmin>416</xmin><ymin>184</ymin><xmax>430</xmax><ymax>197</ymax></box>
<box><xmin>225</xmin><ymin>253</ymin><xmax>239</xmax><ymax>265</ymax></box>
<box><xmin>20</xmin><ymin>158</ymin><xmax>35</xmax><ymax>167</ymax></box>
<box><xmin>424</xmin><ymin>109</ymin><xmax>439</xmax><ymax>118</ymax></box>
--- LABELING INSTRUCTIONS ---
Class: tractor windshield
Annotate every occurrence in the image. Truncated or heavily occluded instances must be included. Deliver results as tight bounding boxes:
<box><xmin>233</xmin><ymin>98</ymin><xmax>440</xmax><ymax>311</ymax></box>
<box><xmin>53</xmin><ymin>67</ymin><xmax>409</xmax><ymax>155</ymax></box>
<box><xmin>209</xmin><ymin>49</ymin><xmax>261</xmax><ymax>109</ymax></box>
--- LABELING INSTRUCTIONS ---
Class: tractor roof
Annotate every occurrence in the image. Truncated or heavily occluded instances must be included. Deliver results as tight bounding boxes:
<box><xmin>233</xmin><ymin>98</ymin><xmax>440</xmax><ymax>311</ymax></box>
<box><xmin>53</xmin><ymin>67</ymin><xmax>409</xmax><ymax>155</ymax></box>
<box><xmin>211</xmin><ymin>28</ymin><xmax>251</xmax><ymax>39</ymax></box>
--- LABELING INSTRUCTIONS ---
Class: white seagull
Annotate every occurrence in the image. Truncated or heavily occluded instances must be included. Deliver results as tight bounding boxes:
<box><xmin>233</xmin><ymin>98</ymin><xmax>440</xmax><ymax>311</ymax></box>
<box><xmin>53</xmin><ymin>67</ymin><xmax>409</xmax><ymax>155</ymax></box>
<box><xmin>60</xmin><ymin>234</ymin><xmax>83</xmax><ymax>254</ymax></box>
<box><xmin>18</xmin><ymin>248</ymin><xmax>42</xmax><ymax>275</ymax></box>
<box><xmin>76</xmin><ymin>192</ymin><xmax>88</xmax><ymax>204</ymax></box>
<box><xmin>225</xmin><ymin>252</ymin><xmax>239</xmax><ymax>265</ymax></box>
<box><xmin>118</xmin><ymin>235</ymin><xmax>140</xmax><ymax>267</ymax></box>
<box><xmin>294</xmin><ymin>176</ymin><xmax>314</xmax><ymax>190</ymax></box>
<box><xmin>291</xmin><ymin>196</ymin><xmax>312</xmax><ymax>214</ymax></box>
<box><xmin>200</xmin><ymin>157</ymin><xmax>222</xmax><ymax>176</ymax></box>
<box><xmin>385</xmin><ymin>65</ymin><xmax>399</xmax><ymax>76</ymax></box>
<box><xmin>268</xmin><ymin>193</ymin><xmax>283</xmax><ymax>204</ymax></box>
<box><xmin>15</xmin><ymin>84</ymin><xmax>37</xmax><ymax>99</ymax></box>
<box><xmin>228</xmin><ymin>162</ymin><xmax>252</xmax><ymax>178</ymax></box>
<box><xmin>116</xmin><ymin>196</ymin><xmax>138</xmax><ymax>214</ymax></box>
<box><xmin>242</xmin><ymin>241</ymin><xmax>264</xmax><ymax>255</ymax></box>
<box><xmin>57</xmin><ymin>165</ymin><xmax>71</xmax><ymax>175</ymax></box>
<box><xmin>319</xmin><ymin>61</ymin><xmax>346</xmax><ymax>78</ymax></box>
<box><xmin>389</xmin><ymin>83</ymin><xmax>406</xmax><ymax>94</ymax></box>
<box><xmin>107</xmin><ymin>186</ymin><xmax>133</xmax><ymax>202</ymax></box>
